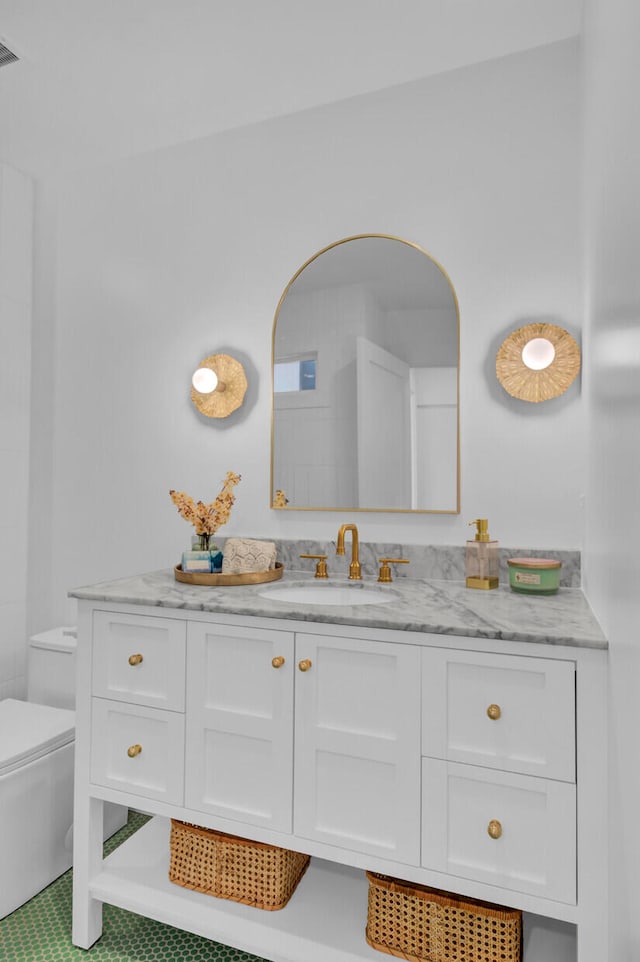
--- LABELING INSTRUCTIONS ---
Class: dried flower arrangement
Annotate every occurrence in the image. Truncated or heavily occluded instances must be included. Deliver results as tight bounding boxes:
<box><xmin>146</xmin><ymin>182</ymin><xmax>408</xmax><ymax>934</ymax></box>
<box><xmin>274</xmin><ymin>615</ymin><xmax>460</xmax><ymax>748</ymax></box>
<box><xmin>170</xmin><ymin>471</ymin><xmax>241</xmax><ymax>550</ymax></box>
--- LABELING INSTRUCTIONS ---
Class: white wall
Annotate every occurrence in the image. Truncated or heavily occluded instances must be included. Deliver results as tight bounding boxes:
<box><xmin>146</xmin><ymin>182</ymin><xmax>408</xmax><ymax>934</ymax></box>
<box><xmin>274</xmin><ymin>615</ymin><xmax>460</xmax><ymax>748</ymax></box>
<box><xmin>582</xmin><ymin>1</ymin><xmax>640</xmax><ymax>958</ymax></box>
<box><xmin>33</xmin><ymin>39</ymin><xmax>584</xmax><ymax>628</ymax></box>
<box><xmin>0</xmin><ymin>164</ymin><xmax>33</xmax><ymax>696</ymax></box>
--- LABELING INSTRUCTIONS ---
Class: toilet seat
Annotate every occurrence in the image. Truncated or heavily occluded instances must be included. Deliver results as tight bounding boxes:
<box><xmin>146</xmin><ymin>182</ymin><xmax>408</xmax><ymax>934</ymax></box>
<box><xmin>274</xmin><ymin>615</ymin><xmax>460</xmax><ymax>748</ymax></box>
<box><xmin>0</xmin><ymin>698</ymin><xmax>75</xmax><ymax>776</ymax></box>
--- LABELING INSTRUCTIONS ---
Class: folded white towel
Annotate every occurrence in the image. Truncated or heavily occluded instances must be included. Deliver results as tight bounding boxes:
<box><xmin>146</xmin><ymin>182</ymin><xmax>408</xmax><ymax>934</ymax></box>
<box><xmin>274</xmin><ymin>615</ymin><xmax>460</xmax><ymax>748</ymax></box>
<box><xmin>222</xmin><ymin>538</ymin><xmax>277</xmax><ymax>574</ymax></box>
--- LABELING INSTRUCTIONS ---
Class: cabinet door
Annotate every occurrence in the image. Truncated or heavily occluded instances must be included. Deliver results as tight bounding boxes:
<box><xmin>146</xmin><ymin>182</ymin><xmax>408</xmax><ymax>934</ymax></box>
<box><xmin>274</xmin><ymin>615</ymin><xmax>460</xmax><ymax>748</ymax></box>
<box><xmin>90</xmin><ymin>698</ymin><xmax>185</xmax><ymax>805</ymax></box>
<box><xmin>185</xmin><ymin>622</ymin><xmax>295</xmax><ymax>833</ymax></box>
<box><xmin>294</xmin><ymin>633</ymin><xmax>421</xmax><ymax>864</ymax></box>
<box><xmin>92</xmin><ymin>610</ymin><xmax>186</xmax><ymax>711</ymax></box>
<box><xmin>422</xmin><ymin>648</ymin><xmax>575</xmax><ymax>781</ymax></box>
<box><xmin>422</xmin><ymin>758</ymin><xmax>576</xmax><ymax>904</ymax></box>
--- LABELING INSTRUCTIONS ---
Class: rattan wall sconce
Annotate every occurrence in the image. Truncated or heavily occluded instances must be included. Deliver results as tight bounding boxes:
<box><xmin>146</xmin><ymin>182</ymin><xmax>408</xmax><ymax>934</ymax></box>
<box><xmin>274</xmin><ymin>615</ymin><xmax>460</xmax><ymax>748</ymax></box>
<box><xmin>191</xmin><ymin>353</ymin><xmax>248</xmax><ymax>418</ymax></box>
<box><xmin>496</xmin><ymin>323</ymin><xmax>581</xmax><ymax>402</ymax></box>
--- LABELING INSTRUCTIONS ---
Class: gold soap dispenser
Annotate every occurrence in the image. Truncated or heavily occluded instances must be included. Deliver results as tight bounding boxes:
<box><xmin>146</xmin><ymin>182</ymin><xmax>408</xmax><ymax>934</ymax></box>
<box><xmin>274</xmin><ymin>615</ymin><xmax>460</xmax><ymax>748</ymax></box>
<box><xmin>466</xmin><ymin>518</ymin><xmax>499</xmax><ymax>590</ymax></box>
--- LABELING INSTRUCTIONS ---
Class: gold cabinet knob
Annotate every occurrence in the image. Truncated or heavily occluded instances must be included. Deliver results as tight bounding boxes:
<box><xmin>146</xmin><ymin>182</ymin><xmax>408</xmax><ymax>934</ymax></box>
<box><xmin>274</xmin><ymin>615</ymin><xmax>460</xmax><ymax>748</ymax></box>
<box><xmin>487</xmin><ymin>703</ymin><xmax>501</xmax><ymax>721</ymax></box>
<box><xmin>272</xmin><ymin>656</ymin><xmax>285</xmax><ymax>669</ymax></box>
<box><xmin>127</xmin><ymin>744</ymin><xmax>142</xmax><ymax>758</ymax></box>
<box><xmin>298</xmin><ymin>659</ymin><xmax>313</xmax><ymax>672</ymax></box>
<box><xmin>487</xmin><ymin>819</ymin><xmax>503</xmax><ymax>839</ymax></box>
<box><xmin>128</xmin><ymin>653</ymin><xmax>144</xmax><ymax>666</ymax></box>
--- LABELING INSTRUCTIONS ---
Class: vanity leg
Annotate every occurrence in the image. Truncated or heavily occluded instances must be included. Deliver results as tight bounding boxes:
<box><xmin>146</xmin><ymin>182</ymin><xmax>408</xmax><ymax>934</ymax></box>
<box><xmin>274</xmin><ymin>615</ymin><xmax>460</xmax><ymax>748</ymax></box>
<box><xmin>576</xmin><ymin>922</ymin><xmax>608</xmax><ymax>962</ymax></box>
<box><xmin>574</xmin><ymin>650</ymin><xmax>609</xmax><ymax>962</ymax></box>
<box><xmin>72</xmin><ymin>795</ymin><xmax>105</xmax><ymax>949</ymax></box>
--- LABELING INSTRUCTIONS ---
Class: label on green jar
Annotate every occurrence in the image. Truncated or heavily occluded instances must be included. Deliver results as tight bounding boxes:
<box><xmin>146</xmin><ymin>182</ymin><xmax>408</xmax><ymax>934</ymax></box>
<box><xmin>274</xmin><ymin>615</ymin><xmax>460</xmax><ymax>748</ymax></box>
<box><xmin>515</xmin><ymin>571</ymin><xmax>541</xmax><ymax>585</ymax></box>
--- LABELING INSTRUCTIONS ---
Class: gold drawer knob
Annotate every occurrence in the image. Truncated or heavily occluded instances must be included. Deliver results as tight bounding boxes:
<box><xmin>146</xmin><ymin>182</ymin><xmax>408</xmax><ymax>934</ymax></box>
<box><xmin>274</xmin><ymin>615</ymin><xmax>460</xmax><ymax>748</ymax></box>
<box><xmin>487</xmin><ymin>703</ymin><xmax>501</xmax><ymax>721</ymax></box>
<box><xmin>272</xmin><ymin>656</ymin><xmax>285</xmax><ymax>669</ymax></box>
<box><xmin>298</xmin><ymin>659</ymin><xmax>313</xmax><ymax>672</ymax></box>
<box><xmin>128</xmin><ymin>653</ymin><xmax>144</xmax><ymax>666</ymax></box>
<box><xmin>127</xmin><ymin>744</ymin><xmax>142</xmax><ymax>758</ymax></box>
<box><xmin>487</xmin><ymin>819</ymin><xmax>503</xmax><ymax>839</ymax></box>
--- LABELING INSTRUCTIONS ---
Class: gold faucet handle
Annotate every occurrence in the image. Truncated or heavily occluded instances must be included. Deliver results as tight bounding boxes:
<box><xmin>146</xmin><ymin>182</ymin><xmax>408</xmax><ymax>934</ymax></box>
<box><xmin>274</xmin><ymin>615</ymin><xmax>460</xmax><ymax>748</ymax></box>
<box><xmin>300</xmin><ymin>554</ymin><xmax>329</xmax><ymax>578</ymax></box>
<box><xmin>377</xmin><ymin>558</ymin><xmax>410</xmax><ymax>583</ymax></box>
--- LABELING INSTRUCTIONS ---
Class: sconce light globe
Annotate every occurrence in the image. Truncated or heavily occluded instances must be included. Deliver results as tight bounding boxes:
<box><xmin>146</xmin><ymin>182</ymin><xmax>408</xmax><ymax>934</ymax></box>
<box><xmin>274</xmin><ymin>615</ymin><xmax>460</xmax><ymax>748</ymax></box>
<box><xmin>521</xmin><ymin>337</ymin><xmax>556</xmax><ymax>371</ymax></box>
<box><xmin>192</xmin><ymin>367</ymin><xmax>218</xmax><ymax>394</ymax></box>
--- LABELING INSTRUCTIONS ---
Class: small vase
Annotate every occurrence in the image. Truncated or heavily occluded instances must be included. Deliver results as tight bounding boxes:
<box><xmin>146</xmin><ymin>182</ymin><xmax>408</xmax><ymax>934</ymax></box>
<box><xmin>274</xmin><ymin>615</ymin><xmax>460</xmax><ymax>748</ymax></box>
<box><xmin>193</xmin><ymin>533</ymin><xmax>211</xmax><ymax>551</ymax></box>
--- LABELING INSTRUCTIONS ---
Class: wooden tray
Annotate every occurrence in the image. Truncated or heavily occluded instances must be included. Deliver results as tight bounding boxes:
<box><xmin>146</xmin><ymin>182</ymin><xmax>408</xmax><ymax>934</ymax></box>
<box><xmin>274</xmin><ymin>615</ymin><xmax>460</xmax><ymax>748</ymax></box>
<box><xmin>174</xmin><ymin>561</ymin><xmax>284</xmax><ymax>587</ymax></box>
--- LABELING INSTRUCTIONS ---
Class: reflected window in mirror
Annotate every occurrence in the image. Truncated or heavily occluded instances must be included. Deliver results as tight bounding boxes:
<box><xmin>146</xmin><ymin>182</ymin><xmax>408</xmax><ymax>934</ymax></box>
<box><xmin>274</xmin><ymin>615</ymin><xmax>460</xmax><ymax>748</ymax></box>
<box><xmin>274</xmin><ymin>355</ymin><xmax>317</xmax><ymax>393</ymax></box>
<box><xmin>271</xmin><ymin>235</ymin><xmax>460</xmax><ymax>513</ymax></box>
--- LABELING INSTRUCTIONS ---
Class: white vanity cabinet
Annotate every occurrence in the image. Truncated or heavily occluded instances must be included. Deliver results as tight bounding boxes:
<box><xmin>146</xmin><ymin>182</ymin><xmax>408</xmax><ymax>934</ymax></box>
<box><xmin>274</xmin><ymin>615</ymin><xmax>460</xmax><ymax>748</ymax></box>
<box><xmin>183</xmin><ymin>623</ymin><xmax>420</xmax><ymax>856</ymax></box>
<box><xmin>89</xmin><ymin>610</ymin><xmax>187</xmax><ymax>804</ymax></box>
<box><xmin>421</xmin><ymin>648</ymin><xmax>578</xmax><ymax>904</ymax></box>
<box><xmin>293</xmin><ymin>632</ymin><xmax>420</xmax><ymax>863</ymax></box>
<box><xmin>184</xmin><ymin>621</ymin><xmax>295</xmax><ymax>833</ymax></box>
<box><xmin>72</xmin><ymin>600</ymin><xmax>608</xmax><ymax>962</ymax></box>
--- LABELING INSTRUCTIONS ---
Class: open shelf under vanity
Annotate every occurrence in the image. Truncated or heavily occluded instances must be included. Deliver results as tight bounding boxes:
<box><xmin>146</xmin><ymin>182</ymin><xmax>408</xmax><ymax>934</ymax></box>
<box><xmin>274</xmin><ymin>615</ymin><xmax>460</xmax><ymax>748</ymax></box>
<box><xmin>94</xmin><ymin>816</ymin><xmax>382</xmax><ymax>962</ymax></box>
<box><xmin>94</xmin><ymin>817</ymin><xmax>578</xmax><ymax>962</ymax></box>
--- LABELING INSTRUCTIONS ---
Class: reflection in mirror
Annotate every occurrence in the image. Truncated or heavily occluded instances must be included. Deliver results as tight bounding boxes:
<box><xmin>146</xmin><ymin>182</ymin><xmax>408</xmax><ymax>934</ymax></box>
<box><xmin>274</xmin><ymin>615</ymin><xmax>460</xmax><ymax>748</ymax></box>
<box><xmin>271</xmin><ymin>235</ymin><xmax>460</xmax><ymax>513</ymax></box>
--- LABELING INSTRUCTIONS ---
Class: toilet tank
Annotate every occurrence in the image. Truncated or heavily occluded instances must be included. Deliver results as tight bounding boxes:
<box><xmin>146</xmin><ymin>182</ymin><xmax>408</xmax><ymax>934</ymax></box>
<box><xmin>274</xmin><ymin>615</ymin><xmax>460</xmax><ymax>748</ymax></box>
<box><xmin>27</xmin><ymin>627</ymin><xmax>77</xmax><ymax>710</ymax></box>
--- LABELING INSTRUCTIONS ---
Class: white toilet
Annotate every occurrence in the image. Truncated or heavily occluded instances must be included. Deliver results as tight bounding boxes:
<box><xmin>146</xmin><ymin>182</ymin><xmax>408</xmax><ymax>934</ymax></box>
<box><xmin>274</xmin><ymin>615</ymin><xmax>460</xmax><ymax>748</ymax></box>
<box><xmin>0</xmin><ymin>627</ymin><xmax>127</xmax><ymax>919</ymax></box>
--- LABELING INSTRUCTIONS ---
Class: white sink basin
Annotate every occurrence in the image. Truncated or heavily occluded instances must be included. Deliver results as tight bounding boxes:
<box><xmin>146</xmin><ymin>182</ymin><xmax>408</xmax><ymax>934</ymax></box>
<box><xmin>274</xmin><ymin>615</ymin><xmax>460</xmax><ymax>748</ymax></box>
<box><xmin>259</xmin><ymin>583</ymin><xmax>398</xmax><ymax>607</ymax></box>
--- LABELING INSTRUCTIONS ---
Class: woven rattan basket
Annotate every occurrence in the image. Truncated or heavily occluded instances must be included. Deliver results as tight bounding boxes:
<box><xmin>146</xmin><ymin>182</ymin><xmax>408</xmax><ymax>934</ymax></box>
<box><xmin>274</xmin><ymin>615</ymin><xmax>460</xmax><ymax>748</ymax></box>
<box><xmin>169</xmin><ymin>820</ymin><xmax>310</xmax><ymax>911</ymax></box>
<box><xmin>365</xmin><ymin>872</ymin><xmax>522</xmax><ymax>962</ymax></box>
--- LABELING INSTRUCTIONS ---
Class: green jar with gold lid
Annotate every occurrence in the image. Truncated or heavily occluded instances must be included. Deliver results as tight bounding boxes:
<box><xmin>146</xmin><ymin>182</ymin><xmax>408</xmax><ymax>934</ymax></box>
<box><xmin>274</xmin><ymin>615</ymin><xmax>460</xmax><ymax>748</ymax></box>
<box><xmin>507</xmin><ymin>557</ymin><xmax>562</xmax><ymax>594</ymax></box>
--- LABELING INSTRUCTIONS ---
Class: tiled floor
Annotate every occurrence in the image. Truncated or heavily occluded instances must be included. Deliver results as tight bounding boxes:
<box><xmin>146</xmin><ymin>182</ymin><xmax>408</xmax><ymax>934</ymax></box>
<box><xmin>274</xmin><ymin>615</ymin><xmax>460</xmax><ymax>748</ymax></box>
<box><xmin>1</xmin><ymin>812</ymin><xmax>268</xmax><ymax>962</ymax></box>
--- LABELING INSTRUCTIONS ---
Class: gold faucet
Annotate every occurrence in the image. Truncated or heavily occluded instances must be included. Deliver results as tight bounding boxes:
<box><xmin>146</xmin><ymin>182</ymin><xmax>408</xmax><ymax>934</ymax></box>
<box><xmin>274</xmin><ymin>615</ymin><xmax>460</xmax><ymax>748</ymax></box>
<box><xmin>336</xmin><ymin>523</ymin><xmax>362</xmax><ymax>580</ymax></box>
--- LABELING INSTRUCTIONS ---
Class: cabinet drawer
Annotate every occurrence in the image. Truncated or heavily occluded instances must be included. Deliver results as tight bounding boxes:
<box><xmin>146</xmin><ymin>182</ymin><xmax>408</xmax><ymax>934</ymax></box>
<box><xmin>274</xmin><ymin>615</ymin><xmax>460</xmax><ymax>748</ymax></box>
<box><xmin>92</xmin><ymin>611</ymin><xmax>186</xmax><ymax>710</ymax></box>
<box><xmin>422</xmin><ymin>758</ymin><xmax>576</xmax><ymax>904</ymax></box>
<box><xmin>422</xmin><ymin>648</ymin><xmax>575</xmax><ymax>781</ymax></box>
<box><xmin>90</xmin><ymin>698</ymin><xmax>185</xmax><ymax>805</ymax></box>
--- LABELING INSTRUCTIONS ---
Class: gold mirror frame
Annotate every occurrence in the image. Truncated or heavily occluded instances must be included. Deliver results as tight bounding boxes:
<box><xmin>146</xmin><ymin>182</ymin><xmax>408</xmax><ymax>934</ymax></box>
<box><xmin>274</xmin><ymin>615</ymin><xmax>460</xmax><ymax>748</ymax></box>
<box><xmin>496</xmin><ymin>323</ymin><xmax>581</xmax><ymax>402</ymax></box>
<box><xmin>270</xmin><ymin>234</ymin><xmax>460</xmax><ymax>513</ymax></box>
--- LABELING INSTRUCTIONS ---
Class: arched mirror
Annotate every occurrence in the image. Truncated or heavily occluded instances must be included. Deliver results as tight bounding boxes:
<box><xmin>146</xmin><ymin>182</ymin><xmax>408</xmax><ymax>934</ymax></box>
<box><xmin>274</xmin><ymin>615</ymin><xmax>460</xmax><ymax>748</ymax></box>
<box><xmin>270</xmin><ymin>234</ymin><xmax>460</xmax><ymax>513</ymax></box>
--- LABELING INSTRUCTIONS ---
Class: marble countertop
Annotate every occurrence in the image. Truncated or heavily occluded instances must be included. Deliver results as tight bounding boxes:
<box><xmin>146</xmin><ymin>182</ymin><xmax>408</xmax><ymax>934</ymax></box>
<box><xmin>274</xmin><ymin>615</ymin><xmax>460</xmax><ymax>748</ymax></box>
<box><xmin>69</xmin><ymin>568</ymin><xmax>607</xmax><ymax>650</ymax></box>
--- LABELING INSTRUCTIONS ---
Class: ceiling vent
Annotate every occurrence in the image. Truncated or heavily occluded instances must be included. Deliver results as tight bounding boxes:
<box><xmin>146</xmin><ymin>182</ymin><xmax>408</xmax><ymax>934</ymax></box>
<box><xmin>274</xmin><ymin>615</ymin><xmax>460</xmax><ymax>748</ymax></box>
<box><xmin>0</xmin><ymin>41</ymin><xmax>19</xmax><ymax>68</ymax></box>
